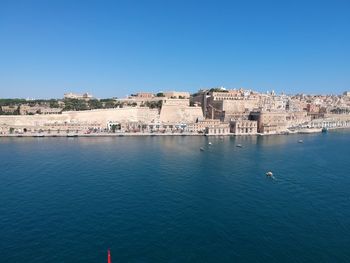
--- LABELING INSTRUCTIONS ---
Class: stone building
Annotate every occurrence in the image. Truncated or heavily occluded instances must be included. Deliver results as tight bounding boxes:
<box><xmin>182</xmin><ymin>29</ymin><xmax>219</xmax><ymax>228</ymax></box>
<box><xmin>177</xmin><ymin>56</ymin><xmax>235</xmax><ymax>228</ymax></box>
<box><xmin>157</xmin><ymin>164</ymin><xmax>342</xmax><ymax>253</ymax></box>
<box><xmin>19</xmin><ymin>105</ymin><xmax>62</xmax><ymax>115</ymax></box>
<box><xmin>230</xmin><ymin>120</ymin><xmax>258</xmax><ymax>135</ymax></box>
<box><xmin>19</xmin><ymin>105</ymin><xmax>41</xmax><ymax>115</ymax></box>
<box><xmin>64</xmin><ymin>92</ymin><xmax>93</xmax><ymax>100</ymax></box>
<box><xmin>40</xmin><ymin>107</ymin><xmax>63</xmax><ymax>115</ymax></box>
<box><xmin>250</xmin><ymin>111</ymin><xmax>288</xmax><ymax>134</ymax></box>
<box><xmin>286</xmin><ymin>111</ymin><xmax>311</xmax><ymax>127</ymax></box>
<box><xmin>206</xmin><ymin>89</ymin><xmax>260</xmax><ymax>121</ymax></box>
<box><xmin>186</xmin><ymin>119</ymin><xmax>219</xmax><ymax>134</ymax></box>
<box><xmin>1</xmin><ymin>106</ymin><xmax>18</xmax><ymax>114</ymax></box>
<box><xmin>163</xmin><ymin>91</ymin><xmax>190</xmax><ymax>99</ymax></box>
<box><xmin>135</xmin><ymin>92</ymin><xmax>154</xmax><ymax>98</ymax></box>
<box><xmin>186</xmin><ymin>119</ymin><xmax>230</xmax><ymax>135</ymax></box>
<box><xmin>306</xmin><ymin>103</ymin><xmax>320</xmax><ymax>113</ymax></box>
<box><xmin>205</xmin><ymin>122</ymin><xmax>230</xmax><ymax>135</ymax></box>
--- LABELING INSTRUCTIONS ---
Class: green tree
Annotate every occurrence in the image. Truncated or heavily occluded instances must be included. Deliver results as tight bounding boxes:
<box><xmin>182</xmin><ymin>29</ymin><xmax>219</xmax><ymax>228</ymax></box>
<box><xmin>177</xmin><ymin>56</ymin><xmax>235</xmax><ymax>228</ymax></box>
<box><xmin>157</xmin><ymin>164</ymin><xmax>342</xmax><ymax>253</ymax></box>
<box><xmin>111</xmin><ymin>124</ymin><xmax>117</xmax><ymax>133</ymax></box>
<box><xmin>49</xmin><ymin>99</ymin><xmax>60</xmax><ymax>108</ymax></box>
<box><xmin>145</xmin><ymin>100</ymin><xmax>162</xmax><ymax>109</ymax></box>
<box><xmin>63</xmin><ymin>99</ymin><xmax>88</xmax><ymax>111</ymax></box>
<box><xmin>209</xmin><ymin>88</ymin><xmax>228</xmax><ymax>93</ymax></box>
<box><xmin>88</xmin><ymin>99</ymin><xmax>103</xmax><ymax>109</ymax></box>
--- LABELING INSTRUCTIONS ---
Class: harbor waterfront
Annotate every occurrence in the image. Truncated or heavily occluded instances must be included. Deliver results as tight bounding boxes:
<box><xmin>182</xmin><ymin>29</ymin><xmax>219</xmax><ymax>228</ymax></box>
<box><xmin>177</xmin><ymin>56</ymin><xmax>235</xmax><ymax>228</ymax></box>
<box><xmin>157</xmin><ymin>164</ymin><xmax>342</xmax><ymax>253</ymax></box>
<box><xmin>2</xmin><ymin>1</ymin><xmax>350</xmax><ymax>262</ymax></box>
<box><xmin>1</xmin><ymin>130</ymin><xmax>350</xmax><ymax>262</ymax></box>
<box><xmin>2</xmin><ymin>89</ymin><xmax>350</xmax><ymax>137</ymax></box>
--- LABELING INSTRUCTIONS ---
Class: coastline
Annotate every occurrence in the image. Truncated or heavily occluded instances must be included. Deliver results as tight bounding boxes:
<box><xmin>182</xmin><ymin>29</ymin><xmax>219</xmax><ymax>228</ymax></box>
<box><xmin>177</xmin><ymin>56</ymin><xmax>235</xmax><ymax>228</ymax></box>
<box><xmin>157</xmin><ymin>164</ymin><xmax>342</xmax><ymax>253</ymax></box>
<box><xmin>1</xmin><ymin>127</ymin><xmax>349</xmax><ymax>138</ymax></box>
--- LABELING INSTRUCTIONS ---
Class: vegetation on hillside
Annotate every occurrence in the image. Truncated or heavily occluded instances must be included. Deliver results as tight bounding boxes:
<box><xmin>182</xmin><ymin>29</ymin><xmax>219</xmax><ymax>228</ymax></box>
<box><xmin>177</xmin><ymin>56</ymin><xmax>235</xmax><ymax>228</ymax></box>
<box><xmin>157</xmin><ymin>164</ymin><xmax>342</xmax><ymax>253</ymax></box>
<box><xmin>209</xmin><ymin>88</ymin><xmax>228</xmax><ymax>93</ymax></box>
<box><xmin>142</xmin><ymin>100</ymin><xmax>162</xmax><ymax>109</ymax></box>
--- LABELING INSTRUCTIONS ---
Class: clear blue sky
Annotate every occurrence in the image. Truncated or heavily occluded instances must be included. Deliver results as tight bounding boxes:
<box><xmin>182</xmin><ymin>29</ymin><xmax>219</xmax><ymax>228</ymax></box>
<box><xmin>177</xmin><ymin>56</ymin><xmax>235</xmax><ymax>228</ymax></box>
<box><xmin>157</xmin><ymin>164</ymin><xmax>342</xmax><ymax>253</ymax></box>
<box><xmin>0</xmin><ymin>0</ymin><xmax>349</xmax><ymax>98</ymax></box>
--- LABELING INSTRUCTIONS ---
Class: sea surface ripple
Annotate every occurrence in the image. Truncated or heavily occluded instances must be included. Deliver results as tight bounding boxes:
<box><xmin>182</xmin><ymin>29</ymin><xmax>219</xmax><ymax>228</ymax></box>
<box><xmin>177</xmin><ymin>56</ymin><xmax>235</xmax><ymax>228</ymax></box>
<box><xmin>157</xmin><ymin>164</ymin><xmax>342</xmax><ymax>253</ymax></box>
<box><xmin>1</xmin><ymin>131</ymin><xmax>350</xmax><ymax>262</ymax></box>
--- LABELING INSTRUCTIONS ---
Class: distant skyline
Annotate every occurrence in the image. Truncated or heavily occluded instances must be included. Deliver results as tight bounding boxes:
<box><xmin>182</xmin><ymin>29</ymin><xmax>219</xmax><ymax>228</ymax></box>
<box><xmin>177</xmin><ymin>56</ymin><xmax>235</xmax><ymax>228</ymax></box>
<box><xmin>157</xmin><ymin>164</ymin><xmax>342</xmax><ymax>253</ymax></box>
<box><xmin>0</xmin><ymin>0</ymin><xmax>349</xmax><ymax>99</ymax></box>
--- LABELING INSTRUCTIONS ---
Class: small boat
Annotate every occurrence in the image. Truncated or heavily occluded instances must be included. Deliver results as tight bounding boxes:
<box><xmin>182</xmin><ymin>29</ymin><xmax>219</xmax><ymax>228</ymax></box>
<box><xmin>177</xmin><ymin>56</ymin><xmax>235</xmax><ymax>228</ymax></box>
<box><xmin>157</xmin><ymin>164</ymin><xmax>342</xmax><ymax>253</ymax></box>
<box><xmin>236</xmin><ymin>144</ymin><xmax>243</xmax><ymax>148</ymax></box>
<box><xmin>200</xmin><ymin>147</ymin><xmax>205</xmax><ymax>151</ymax></box>
<box><xmin>322</xmin><ymin>127</ymin><xmax>328</xmax><ymax>133</ymax></box>
<box><xmin>298</xmin><ymin>140</ymin><xmax>303</xmax><ymax>143</ymax></box>
<box><xmin>208</xmin><ymin>142</ymin><xmax>212</xmax><ymax>145</ymax></box>
<box><xmin>266</xmin><ymin>171</ymin><xmax>273</xmax><ymax>177</ymax></box>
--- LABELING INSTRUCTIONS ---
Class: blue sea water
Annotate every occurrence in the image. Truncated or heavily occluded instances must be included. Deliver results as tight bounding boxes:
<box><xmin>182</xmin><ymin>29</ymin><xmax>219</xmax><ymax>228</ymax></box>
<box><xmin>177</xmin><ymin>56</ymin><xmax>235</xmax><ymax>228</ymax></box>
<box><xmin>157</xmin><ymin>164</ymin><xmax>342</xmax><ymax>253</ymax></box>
<box><xmin>1</xmin><ymin>131</ymin><xmax>350</xmax><ymax>262</ymax></box>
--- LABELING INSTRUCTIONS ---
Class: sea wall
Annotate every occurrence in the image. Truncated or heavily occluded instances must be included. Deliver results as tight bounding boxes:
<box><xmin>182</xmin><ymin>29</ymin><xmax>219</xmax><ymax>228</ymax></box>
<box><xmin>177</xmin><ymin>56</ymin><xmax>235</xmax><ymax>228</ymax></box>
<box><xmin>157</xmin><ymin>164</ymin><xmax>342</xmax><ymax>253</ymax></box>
<box><xmin>0</xmin><ymin>108</ymin><xmax>160</xmax><ymax>127</ymax></box>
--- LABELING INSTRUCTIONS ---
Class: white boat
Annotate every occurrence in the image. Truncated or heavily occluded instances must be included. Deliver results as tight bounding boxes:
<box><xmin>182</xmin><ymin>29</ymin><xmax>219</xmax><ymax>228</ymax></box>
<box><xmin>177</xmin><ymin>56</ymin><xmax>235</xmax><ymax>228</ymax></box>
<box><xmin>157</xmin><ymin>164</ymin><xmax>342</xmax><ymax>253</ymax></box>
<box><xmin>266</xmin><ymin>171</ymin><xmax>273</xmax><ymax>177</ymax></box>
<box><xmin>208</xmin><ymin>142</ymin><xmax>212</xmax><ymax>145</ymax></box>
<box><xmin>236</xmin><ymin>144</ymin><xmax>242</xmax><ymax>148</ymax></box>
<box><xmin>299</xmin><ymin>128</ymin><xmax>322</xmax><ymax>134</ymax></box>
<box><xmin>298</xmin><ymin>140</ymin><xmax>303</xmax><ymax>143</ymax></box>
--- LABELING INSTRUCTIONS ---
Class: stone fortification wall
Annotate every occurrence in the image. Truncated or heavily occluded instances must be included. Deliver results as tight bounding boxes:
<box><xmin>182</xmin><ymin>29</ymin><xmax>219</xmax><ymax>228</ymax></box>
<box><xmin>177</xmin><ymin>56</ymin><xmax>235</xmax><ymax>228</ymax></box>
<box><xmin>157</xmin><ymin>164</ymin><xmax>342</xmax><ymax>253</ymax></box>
<box><xmin>0</xmin><ymin>108</ymin><xmax>159</xmax><ymax>127</ymax></box>
<box><xmin>222</xmin><ymin>99</ymin><xmax>259</xmax><ymax>113</ymax></box>
<box><xmin>324</xmin><ymin>114</ymin><xmax>350</xmax><ymax>121</ymax></box>
<box><xmin>159</xmin><ymin>105</ymin><xmax>203</xmax><ymax>123</ymax></box>
<box><xmin>286</xmin><ymin>111</ymin><xmax>311</xmax><ymax>127</ymax></box>
<box><xmin>66</xmin><ymin>108</ymin><xmax>159</xmax><ymax>123</ymax></box>
<box><xmin>0</xmin><ymin>114</ymin><xmax>69</xmax><ymax>126</ymax></box>
<box><xmin>0</xmin><ymin>106</ymin><xmax>203</xmax><ymax>128</ymax></box>
<box><xmin>162</xmin><ymin>99</ymin><xmax>189</xmax><ymax>106</ymax></box>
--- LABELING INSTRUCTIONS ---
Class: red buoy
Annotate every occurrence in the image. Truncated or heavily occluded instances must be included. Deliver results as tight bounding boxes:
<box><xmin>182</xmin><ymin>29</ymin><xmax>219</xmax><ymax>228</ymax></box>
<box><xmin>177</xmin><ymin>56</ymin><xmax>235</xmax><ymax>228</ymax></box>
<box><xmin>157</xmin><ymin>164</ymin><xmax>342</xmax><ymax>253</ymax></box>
<box><xmin>108</xmin><ymin>249</ymin><xmax>111</xmax><ymax>263</ymax></box>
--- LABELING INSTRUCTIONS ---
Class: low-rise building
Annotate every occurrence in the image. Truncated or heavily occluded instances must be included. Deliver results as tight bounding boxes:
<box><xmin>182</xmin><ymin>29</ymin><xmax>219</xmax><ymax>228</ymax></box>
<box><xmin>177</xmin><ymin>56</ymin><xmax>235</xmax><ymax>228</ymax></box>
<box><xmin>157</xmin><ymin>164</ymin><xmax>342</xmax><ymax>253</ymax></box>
<box><xmin>205</xmin><ymin>122</ymin><xmax>230</xmax><ymax>135</ymax></box>
<box><xmin>163</xmin><ymin>91</ymin><xmax>190</xmax><ymax>99</ymax></box>
<box><xmin>40</xmin><ymin>107</ymin><xmax>63</xmax><ymax>115</ymax></box>
<box><xmin>1</xmin><ymin>106</ymin><xmax>18</xmax><ymax>114</ymax></box>
<box><xmin>64</xmin><ymin>92</ymin><xmax>93</xmax><ymax>100</ymax></box>
<box><xmin>187</xmin><ymin>119</ymin><xmax>218</xmax><ymax>133</ymax></box>
<box><xmin>19</xmin><ymin>105</ymin><xmax>62</xmax><ymax>115</ymax></box>
<box><xmin>19</xmin><ymin>105</ymin><xmax>40</xmax><ymax>115</ymax></box>
<box><xmin>135</xmin><ymin>92</ymin><xmax>154</xmax><ymax>98</ymax></box>
<box><xmin>186</xmin><ymin>119</ymin><xmax>230</xmax><ymax>135</ymax></box>
<box><xmin>230</xmin><ymin>120</ymin><xmax>257</xmax><ymax>135</ymax></box>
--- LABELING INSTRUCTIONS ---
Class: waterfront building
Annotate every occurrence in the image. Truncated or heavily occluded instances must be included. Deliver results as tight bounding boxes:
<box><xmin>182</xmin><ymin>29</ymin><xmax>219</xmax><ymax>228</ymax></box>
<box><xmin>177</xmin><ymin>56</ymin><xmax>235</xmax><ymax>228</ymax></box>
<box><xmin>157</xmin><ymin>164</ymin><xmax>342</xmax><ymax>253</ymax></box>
<box><xmin>2</xmin><ymin>88</ymin><xmax>350</xmax><ymax>136</ymax></box>
<box><xmin>205</xmin><ymin>122</ymin><xmax>230</xmax><ymax>135</ymax></box>
<box><xmin>250</xmin><ymin>111</ymin><xmax>288</xmax><ymax>134</ymax></box>
<box><xmin>186</xmin><ymin>119</ymin><xmax>220</xmax><ymax>134</ymax></box>
<box><xmin>230</xmin><ymin>120</ymin><xmax>258</xmax><ymax>135</ymax></box>
<box><xmin>186</xmin><ymin>119</ymin><xmax>230</xmax><ymax>135</ymax></box>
